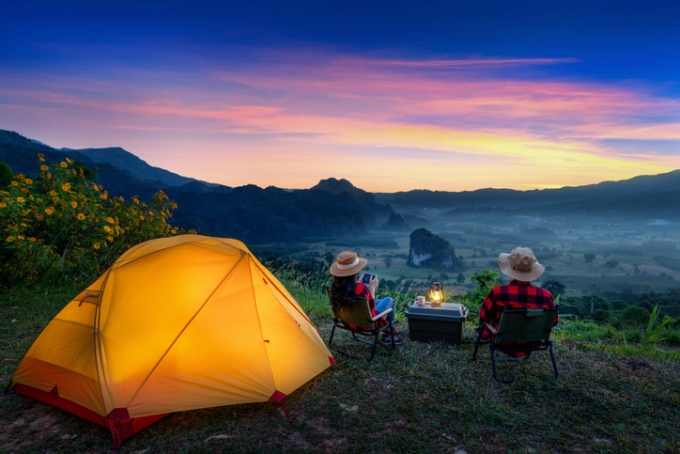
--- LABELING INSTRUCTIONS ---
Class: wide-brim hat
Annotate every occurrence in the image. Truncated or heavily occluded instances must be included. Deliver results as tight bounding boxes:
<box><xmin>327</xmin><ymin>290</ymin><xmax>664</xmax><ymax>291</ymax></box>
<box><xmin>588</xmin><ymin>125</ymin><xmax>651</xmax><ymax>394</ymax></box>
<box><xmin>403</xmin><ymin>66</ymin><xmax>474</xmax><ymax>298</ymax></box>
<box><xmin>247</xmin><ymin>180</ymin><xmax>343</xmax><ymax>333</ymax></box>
<box><xmin>498</xmin><ymin>247</ymin><xmax>545</xmax><ymax>281</ymax></box>
<box><xmin>330</xmin><ymin>250</ymin><xmax>367</xmax><ymax>277</ymax></box>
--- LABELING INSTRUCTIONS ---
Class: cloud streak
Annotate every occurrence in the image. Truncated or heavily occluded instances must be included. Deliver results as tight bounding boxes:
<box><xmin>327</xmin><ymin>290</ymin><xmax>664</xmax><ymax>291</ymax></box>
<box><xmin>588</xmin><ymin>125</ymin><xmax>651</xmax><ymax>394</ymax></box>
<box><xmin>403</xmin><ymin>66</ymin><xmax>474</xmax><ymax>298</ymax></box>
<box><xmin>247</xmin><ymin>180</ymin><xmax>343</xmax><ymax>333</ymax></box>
<box><xmin>1</xmin><ymin>49</ymin><xmax>678</xmax><ymax>191</ymax></box>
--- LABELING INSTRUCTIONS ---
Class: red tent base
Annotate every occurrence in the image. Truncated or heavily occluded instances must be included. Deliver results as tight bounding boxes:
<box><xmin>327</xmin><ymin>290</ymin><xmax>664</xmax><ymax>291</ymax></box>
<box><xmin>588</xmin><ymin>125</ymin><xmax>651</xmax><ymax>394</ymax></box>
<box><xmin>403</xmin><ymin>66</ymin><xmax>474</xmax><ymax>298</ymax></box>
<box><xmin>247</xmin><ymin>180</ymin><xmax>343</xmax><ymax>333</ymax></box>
<box><xmin>11</xmin><ymin>383</ymin><xmax>168</xmax><ymax>448</ymax></box>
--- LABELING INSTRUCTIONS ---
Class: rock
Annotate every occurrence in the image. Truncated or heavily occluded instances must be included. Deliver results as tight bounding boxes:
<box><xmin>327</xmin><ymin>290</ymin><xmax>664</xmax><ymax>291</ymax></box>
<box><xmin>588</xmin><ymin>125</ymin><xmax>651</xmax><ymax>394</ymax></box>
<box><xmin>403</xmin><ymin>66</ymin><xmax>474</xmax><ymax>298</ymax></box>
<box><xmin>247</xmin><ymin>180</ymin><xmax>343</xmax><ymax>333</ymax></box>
<box><xmin>407</xmin><ymin>228</ymin><xmax>463</xmax><ymax>270</ymax></box>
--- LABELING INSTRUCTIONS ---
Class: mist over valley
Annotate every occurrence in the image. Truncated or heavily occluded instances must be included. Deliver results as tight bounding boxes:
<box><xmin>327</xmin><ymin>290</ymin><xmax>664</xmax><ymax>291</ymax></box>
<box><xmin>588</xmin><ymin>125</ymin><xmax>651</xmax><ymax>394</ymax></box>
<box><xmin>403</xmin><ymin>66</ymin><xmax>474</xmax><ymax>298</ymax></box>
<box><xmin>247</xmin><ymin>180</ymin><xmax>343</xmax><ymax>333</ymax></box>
<box><xmin>3</xmin><ymin>128</ymin><xmax>680</xmax><ymax>302</ymax></box>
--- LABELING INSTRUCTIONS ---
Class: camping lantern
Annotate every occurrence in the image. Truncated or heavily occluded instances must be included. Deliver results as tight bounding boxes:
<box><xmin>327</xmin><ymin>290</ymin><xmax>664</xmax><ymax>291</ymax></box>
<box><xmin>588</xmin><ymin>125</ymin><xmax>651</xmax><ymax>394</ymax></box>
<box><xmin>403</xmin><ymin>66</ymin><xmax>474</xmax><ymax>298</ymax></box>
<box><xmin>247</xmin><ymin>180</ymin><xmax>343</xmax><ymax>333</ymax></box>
<box><xmin>429</xmin><ymin>282</ymin><xmax>444</xmax><ymax>306</ymax></box>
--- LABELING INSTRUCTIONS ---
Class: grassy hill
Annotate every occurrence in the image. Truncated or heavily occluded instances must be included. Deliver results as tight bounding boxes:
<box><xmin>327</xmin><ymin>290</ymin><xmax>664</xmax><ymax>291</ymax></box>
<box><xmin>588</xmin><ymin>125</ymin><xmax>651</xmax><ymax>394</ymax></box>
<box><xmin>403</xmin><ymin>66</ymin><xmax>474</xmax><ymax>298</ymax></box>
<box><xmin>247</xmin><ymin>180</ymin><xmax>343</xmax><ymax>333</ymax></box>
<box><xmin>1</xmin><ymin>280</ymin><xmax>678</xmax><ymax>453</ymax></box>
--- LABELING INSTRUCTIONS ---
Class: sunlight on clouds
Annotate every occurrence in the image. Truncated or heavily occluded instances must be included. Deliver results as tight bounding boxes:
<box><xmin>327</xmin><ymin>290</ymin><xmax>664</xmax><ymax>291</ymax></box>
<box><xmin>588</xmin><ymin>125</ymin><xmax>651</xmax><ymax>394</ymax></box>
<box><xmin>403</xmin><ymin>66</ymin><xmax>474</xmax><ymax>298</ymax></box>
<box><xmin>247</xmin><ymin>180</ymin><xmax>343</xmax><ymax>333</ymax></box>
<box><xmin>0</xmin><ymin>52</ymin><xmax>678</xmax><ymax>191</ymax></box>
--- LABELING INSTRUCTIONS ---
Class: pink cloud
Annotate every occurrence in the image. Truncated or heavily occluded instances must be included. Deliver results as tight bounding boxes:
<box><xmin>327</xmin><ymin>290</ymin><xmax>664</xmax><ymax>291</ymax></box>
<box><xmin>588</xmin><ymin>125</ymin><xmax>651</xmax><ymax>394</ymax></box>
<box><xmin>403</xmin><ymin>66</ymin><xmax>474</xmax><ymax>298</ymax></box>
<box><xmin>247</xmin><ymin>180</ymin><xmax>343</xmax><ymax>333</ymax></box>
<box><xmin>1</xmin><ymin>51</ymin><xmax>678</xmax><ymax>191</ymax></box>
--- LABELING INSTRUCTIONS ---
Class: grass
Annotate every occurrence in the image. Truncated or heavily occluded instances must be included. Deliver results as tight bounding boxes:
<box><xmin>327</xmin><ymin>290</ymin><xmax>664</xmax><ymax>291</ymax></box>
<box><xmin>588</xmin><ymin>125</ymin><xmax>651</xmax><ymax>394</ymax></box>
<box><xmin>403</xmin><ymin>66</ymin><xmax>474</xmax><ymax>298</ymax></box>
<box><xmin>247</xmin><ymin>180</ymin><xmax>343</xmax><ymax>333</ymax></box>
<box><xmin>1</xmin><ymin>282</ymin><xmax>680</xmax><ymax>453</ymax></box>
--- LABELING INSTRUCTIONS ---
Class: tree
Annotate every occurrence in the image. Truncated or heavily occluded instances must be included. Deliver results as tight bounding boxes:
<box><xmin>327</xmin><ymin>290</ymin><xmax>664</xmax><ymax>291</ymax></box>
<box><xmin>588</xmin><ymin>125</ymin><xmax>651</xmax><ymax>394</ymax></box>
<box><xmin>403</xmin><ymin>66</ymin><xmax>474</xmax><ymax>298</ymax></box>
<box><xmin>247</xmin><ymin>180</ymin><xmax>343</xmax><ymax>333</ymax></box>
<box><xmin>456</xmin><ymin>273</ymin><xmax>465</xmax><ymax>284</ymax></box>
<box><xmin>383</xmin><ymin>257</ymin><xmax>392</xmax><ymax>268</ymax></box>
<box><xmin>324</xmin><ymin>251</ymin><xmax>335</xmax><ymax>267</ymax></box>
<box><xmin>455</xmin><ymin>269</ymin><xmax>499</xmax><ymax>310</ymax></box>
<box><xmin>584</xmin><ymin>253</ymin><xmax>596</xmax><ymax>263</ymax></box>
<box><xmin>0</xmin><ymin>161</ymin><xmax>13</xmax><ymax>186</ymax></box>
<box><xmin>542</xmin><ymin>279</ymin><xmax>566</xmax><ymax>297</ymax></box>
<box><xmin>605</xmin><ymin>260</ymin><xmax>619</xmax><ymax>268</ymax></box>
<box><xmin>617</xmin><ymin>305</ymin><xmax>651</xmax><ymax>328</ymax></box>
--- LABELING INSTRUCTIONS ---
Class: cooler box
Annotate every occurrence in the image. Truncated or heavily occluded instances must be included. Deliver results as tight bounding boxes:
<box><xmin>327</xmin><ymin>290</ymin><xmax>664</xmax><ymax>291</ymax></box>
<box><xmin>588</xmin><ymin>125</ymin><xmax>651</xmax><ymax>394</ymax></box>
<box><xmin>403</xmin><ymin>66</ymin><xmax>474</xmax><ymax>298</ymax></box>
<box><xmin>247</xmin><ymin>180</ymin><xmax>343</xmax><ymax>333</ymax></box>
<box><xmin>405</xmin><ymin>301</ymin><xmax>469</xmax><ymax>345</ymax></box>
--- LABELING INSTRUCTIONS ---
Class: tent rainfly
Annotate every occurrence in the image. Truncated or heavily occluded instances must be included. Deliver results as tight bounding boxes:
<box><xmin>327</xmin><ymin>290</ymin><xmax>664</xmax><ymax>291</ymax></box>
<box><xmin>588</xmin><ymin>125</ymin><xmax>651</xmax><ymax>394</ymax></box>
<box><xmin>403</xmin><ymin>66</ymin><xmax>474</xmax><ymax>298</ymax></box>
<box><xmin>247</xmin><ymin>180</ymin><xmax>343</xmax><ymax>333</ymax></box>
<box><xmin>9</xmin><ymin>235</ymin><xmax>334</xmax><ymax>447</ymax></box>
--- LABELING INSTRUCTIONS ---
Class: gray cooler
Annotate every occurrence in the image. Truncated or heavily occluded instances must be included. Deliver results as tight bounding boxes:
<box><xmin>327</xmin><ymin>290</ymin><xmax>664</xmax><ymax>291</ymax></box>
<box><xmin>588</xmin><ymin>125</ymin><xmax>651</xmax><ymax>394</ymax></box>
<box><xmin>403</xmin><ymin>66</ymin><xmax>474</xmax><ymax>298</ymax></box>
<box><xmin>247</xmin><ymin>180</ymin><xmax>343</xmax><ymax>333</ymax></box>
<box><xmin>405</xmin><ymin>301</ymin><xmax>469</xmax><ymax>345</ymax></box>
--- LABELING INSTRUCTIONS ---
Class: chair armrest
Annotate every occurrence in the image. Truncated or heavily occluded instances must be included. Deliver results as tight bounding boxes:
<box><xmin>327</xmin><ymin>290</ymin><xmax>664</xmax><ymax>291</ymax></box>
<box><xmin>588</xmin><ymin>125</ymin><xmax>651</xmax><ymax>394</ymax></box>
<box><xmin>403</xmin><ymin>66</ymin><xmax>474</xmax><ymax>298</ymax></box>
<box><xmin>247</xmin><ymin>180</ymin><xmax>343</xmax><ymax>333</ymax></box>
<box><xmin>371</xmin><ymin>307</ymin><xmax>393</xmax><ymax>322</ymax></box>
<box><xmin>484</xmin><ymin>322</ymin><xmax>497</xmax><ymax>335</ymax></box>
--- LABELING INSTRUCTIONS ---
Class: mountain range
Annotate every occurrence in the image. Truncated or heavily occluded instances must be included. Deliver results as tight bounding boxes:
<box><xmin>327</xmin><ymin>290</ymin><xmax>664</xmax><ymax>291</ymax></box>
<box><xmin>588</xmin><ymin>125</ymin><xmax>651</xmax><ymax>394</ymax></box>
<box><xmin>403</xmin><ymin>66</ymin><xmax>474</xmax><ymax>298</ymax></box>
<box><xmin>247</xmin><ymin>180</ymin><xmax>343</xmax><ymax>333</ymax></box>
<box><xmin>2</xmin><ymin>128</ymin><xmax>680</xmax><ymax>244</ymax></box>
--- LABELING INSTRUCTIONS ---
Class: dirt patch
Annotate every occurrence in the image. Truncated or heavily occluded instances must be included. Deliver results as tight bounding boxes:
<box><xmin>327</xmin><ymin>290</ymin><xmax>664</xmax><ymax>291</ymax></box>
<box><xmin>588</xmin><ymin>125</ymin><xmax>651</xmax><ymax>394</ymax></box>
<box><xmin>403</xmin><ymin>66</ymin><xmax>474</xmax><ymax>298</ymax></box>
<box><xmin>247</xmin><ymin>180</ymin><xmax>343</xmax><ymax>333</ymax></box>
<box><xmin>0</xmin><ymin>405</ymin><xmax>64</xmax><ymax>453</ymax></box>
<box><xmin>615</xmin><ymin>359</ymin><xmax>656</xmax><ymax>376</ymax></box>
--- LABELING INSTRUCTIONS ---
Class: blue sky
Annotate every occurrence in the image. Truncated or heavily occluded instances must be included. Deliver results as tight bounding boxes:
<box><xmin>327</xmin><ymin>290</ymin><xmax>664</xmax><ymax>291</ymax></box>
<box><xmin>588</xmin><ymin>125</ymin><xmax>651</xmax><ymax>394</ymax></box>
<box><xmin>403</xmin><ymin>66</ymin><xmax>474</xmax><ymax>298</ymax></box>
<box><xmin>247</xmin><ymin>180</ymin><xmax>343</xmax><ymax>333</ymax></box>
<box><xmin>1</xmin><ymin>0</ymin><xmax>679</xmax><ymax>191</ymax></box>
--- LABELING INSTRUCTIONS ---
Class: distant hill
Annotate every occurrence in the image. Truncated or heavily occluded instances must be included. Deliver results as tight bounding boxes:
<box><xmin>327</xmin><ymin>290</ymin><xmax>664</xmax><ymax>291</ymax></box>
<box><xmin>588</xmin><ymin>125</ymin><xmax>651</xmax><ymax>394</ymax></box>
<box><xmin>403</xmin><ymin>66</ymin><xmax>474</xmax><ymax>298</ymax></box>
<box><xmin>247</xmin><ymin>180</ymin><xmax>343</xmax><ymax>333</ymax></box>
<box><xmin>72</xmin><ymin>147</ymin><xmax>202</xmax><ymax>188</ymax></box>
<box><xmin>375</xmin><ymin>171</ymin><xmax>680</xmax><ymax>218</ymax></box>
<box><xmin>311</xmin><ymin>177</ymin><xmax>394</xmax><ymax>224</ymax></box>
<box><xmin>4</xmin><ymin>128</ymin><xmax>680</xmax><ymax>243</ymax></box>
<box><xmin>0</xmin><ymin>129</ymin><xmax>390</xmax><ymax>243</ymax></box>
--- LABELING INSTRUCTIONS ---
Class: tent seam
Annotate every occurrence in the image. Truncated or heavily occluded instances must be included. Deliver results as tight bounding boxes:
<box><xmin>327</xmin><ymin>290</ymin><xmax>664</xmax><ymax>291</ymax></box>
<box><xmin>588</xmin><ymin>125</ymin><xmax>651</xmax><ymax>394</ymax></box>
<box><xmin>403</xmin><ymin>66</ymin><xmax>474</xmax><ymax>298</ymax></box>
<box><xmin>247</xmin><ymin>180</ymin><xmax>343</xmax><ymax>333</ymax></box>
<box><xmin>94</xmin><ymin>267</ymin><xmax>114</xmax><ymax>415</ymax></box>
<box><xmin>122</xmin><ymin>250</ymin><xmax>248</xmax><ymax>408</ymax></box>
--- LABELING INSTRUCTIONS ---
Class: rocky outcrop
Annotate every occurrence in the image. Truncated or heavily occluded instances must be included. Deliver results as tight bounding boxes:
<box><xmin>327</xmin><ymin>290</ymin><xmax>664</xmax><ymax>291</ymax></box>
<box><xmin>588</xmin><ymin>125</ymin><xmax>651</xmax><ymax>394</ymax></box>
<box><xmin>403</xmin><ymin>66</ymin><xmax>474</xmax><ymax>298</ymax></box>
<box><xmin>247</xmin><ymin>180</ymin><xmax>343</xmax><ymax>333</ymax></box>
<box><xmin>407</xmin><ymin>228</ymin><xmax>463</xmax><ymax>270</ymax></box>
<box><xmin>381</xmin><ymin>212</ymin><xmax>409</xmax><ymax>231</ymax></box>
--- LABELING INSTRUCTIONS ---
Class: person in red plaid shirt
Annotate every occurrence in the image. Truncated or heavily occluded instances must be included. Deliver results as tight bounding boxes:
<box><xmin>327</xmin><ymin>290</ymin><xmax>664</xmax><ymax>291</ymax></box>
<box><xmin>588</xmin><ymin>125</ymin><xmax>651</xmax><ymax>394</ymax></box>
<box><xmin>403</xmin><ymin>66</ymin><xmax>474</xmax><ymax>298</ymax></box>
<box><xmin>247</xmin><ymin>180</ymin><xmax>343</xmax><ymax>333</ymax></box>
<box><xmin>478</xmin><ymin>247</ymin><xmax>558</xmax><ymax>357</ymax></box>
<box><xmin>329</xmin><ymin>251</ymin><xmax>403</xmax><ymax>344</ymax></box>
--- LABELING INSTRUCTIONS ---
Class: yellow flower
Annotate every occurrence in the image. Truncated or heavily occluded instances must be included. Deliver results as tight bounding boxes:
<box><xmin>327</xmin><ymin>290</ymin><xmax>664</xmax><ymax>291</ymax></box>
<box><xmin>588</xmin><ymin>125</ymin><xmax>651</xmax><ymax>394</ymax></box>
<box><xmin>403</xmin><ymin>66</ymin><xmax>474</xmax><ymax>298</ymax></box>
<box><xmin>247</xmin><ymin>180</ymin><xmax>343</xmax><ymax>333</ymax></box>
<box><xmin>25</xmin><ymin>178</ymin><xmax>33</xmax><ymax>185</ymax></box>
<box><xmin>92</xmin><ymin>183</ymin><xmax>100</xmax><ymax>192</ymax></box>
<box><xmin>70</xmin><ymin>201</ymin><xmax>78</xmax><ymax>208</ymax></box>
<box><xmin>17</xmin><ymin>235</ymin><xmax>25</xmax><ymax>241</ymax></box>
<box><xmin>20</xmin><ymin>188</ymin><xmax>29</xmax><ymax>193</ymax></box>
<box><xmin>41</xmin><ymin>165</ymin><xmax>49</xmax><ymax>171</ymax></box>
<box><xmin>44</xmin><ymin>207</ymin><xmax>56</xmax><ymax>215</ymax></box>
<box><xmin>16</xmin><ymin>197</ymin><xmax>25</xmax><ymax>203</ymax></box>
<box><xmin>66</xmin><ymin>157</ymin><xmax>74</xmax><ymax>164</ymax></box>
<box><xmin>139</xmin><ymin>215</ymin><xmax>145</xmax><ymax>220</ymax></box>
<box><xmin>94</xmin><ymin>242</ymin><xmax>101</xmax><ymax>250</ymax></box>
<box><xmin>52</xmin><ymin>197</ymin><xmax>59</xmax><ymax>203</ymax></box>
<box><xmin>148</xmin><ymin>211</ymin><xmax>154</xmax><ymax>216</ymax></box>
<box><xmin>106</xmin><ymin>217</ymin><xmax>116</xmax><ymax>224</ymax></box>
<box><xmin>28</xmin><ymin>237</ymin><xmax>36</xmax><ymax>242</ymax></box>
<box><xmin>104</xmin><ymin>225</ymin><xmax>113</xmax><ymax>234</ymax></box>
<box><xmin>38</xmin><ymin>153</ymin><xmax>45</xmax><ymax>162</ymax></box>
<box><xmin>61</xmin><ymin>183</ymin><xmax>72</xmax><ymax>192</ymax></box>
<box><xmin>107</xmin><ymin>234</ymin><xmax>114</xmax><ymax>242</ymax></box>
<box><xmin>100</xmin><ymin>192</ymin><xmax>108</xmax><ymax>200</ymax></box>
<box><xmin>132</xmin><ymin>196</ymin><xmax>140</xmax><ymax>205</ymax></box>
<box><xmin>77</xmin><ymin>213</ymin><xmax>86</xmax><ymax>221</ymax></box>
<box><xmin>60</xmin><ymin>161</ymin><xmax>68</xmax><ymax>168</ymax></box>
<box><xmin>10</xmin><ymin>181</ymin><xmax>18</xmax><ymax>187</ymax></box>
<box><xmin>5</xmin><ymin>236</ymin><xmax>15</xmax><ymax>243</ymax></box>
<box><xmin>49</xmin><ymin>190</ymin><xmax>57</xmax><ymax>196</ymax></box>
<box><xmin>0</xmin><ymin>202</ymin><xmax>6</xmax><ymax>208</ymax></box>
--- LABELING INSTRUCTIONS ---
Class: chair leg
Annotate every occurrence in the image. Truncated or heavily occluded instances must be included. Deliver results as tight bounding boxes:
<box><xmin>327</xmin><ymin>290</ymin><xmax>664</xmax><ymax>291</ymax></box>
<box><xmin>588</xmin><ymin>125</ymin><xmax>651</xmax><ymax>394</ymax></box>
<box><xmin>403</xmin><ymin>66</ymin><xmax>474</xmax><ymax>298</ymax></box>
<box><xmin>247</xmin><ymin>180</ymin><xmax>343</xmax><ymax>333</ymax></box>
<box><xmin>388</xmin><ymin>318</ymin><xmax>395</xmax><ymax>349</ymax></box>
<box><xmin>367</xmin><ymin>331</ymin><xmax>380</xmax><ymax>361</ymax></box>
<box><xmin>328</xmin><ymin>324</ymin><xmax>337</xmax><ymax>349</ymax></box>
<box><xmin>490</xmin><ymin>345</ymin><xmax>514</xmax><ymax>384</ymax></box>
<box><xmin>548</xmin><ymin>342</ymin><xmax>559</xmax><ymax>380</ymax></box>
<box><xmin>472</xmin><ymin>332</ymin><xmax>483</xmax><ymax>360</ymax></box>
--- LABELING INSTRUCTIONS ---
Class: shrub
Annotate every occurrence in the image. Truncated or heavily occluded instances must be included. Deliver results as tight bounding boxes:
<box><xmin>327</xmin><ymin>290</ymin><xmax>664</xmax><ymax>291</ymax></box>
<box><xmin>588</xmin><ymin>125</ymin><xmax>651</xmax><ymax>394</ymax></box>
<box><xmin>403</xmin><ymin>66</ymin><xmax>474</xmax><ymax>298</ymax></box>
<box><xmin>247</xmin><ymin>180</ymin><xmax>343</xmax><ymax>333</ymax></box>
<box><xmin>591</xmin><ymin>308</ymin><xmax>610</xmax><ymax>324</ymax></box>
<box><xmin>0</xmin><ymin>154</ymin><xmax>191</xmax><ymax>288</ymax></box>
<box><xmin>617</xmin><ymin>305</ymin><xmax>651</xmax><ymax>328</ymax></box>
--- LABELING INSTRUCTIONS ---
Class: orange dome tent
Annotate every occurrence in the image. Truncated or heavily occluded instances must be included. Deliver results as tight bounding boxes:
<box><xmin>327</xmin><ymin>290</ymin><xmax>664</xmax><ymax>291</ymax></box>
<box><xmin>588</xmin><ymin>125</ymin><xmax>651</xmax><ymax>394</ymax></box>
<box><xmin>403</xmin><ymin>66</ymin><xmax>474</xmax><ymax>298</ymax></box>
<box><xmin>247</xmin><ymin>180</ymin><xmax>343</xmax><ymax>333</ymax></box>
<box><xmin>9</xmin><ymin>235</ymin><xmax>334</xmax><ymax>448</ymax></box>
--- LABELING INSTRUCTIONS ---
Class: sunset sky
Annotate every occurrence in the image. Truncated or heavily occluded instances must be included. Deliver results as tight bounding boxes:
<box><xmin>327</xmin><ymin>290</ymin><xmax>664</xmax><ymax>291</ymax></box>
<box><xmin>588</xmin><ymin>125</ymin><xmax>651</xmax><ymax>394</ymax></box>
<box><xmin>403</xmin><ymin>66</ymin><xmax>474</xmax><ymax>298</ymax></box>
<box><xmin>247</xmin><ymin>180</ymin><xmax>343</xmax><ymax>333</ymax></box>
<box><xmin>1</xmin><ymin>0</ymin><xmax>679</xmax><ymax>192</ymax></box>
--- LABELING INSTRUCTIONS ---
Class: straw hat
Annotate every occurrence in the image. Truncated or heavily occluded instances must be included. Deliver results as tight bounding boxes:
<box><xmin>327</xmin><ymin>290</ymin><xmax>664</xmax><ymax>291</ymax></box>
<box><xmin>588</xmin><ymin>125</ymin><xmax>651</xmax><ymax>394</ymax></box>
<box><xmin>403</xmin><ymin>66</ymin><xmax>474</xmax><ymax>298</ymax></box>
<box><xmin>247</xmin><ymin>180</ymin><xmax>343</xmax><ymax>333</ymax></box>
<box><xmin>329</xmin><ymin>251</ymin><xmax>367</xmax><ymax>277</ymax></box>
<box><xmin>498</xmin><ymin>247</ymin><xmax>545</xmax><ymax>281</ymax></box>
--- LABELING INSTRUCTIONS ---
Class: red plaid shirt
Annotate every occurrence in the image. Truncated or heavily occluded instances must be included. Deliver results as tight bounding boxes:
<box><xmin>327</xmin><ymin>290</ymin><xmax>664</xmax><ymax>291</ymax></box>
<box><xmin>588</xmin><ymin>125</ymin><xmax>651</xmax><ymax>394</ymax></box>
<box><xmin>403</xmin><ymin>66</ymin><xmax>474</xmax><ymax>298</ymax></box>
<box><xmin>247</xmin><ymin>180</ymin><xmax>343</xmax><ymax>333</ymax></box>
<box><xmin>479</xmin><ymin>280</ymin><xmax>558</xmax><ymax>357</ymax></box>
<box><xmin>346</xmin><ymin>283</ymin><xmax>388</xmax><ymax>330</ymax></box>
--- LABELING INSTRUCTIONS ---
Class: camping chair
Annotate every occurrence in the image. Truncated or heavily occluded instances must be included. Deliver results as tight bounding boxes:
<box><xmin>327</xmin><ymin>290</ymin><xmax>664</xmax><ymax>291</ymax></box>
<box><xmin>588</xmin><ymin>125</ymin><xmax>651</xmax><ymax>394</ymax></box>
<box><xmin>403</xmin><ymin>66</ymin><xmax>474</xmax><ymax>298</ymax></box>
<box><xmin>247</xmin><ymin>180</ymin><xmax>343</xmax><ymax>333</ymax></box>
<box><xmin>327</xmin><ymin>290</ymin><xmax>396</xmax><ymax>361</ymax></box>
<box><xmin>472</xmin><ymin>307</ymin><xmax>559</xmax><ymax>384</ymax></box>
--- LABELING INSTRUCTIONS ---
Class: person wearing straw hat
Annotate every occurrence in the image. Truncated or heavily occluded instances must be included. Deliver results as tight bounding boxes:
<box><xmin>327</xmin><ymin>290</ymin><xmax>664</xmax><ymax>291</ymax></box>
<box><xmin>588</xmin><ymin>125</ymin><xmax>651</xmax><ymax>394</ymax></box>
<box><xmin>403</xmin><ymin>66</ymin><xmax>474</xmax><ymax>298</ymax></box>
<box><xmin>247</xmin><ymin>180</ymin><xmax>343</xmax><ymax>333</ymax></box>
<box><xmin>478</xmin><ymin>247</ymin><xmax>558</xmax><ymax>357</ymax></box>
<box><xmin>329</xmin><ymin>250</ymin><xmax>402</xmax><ymax>345</ymax></box>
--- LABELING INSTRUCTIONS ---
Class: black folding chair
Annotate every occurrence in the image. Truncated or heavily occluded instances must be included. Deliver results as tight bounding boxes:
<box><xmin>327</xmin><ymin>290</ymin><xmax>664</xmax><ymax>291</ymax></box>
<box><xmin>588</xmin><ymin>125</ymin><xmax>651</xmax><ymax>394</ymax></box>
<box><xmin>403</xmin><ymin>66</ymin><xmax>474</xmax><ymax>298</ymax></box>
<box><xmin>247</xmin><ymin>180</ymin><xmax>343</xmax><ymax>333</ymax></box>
<box><xmin>472</xmin><ymin>307</ymin><xmax>559</xmax><ymax>384</ymax></box>
<box><xmin>327</xmin><ymin>290</ymin><xmax>395</xmax><ymax>361</ymax></box>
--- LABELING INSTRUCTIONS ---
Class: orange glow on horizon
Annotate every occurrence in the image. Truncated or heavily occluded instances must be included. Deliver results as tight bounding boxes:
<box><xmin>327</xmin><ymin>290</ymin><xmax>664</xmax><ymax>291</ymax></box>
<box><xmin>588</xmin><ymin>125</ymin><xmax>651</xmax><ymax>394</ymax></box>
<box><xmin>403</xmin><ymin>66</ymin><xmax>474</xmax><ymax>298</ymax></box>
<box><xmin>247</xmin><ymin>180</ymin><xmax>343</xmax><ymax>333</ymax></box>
<box><xmin>0</xmin><ymin>52</ymin><xmax>678</xmax><ymax>193</ymax></box>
